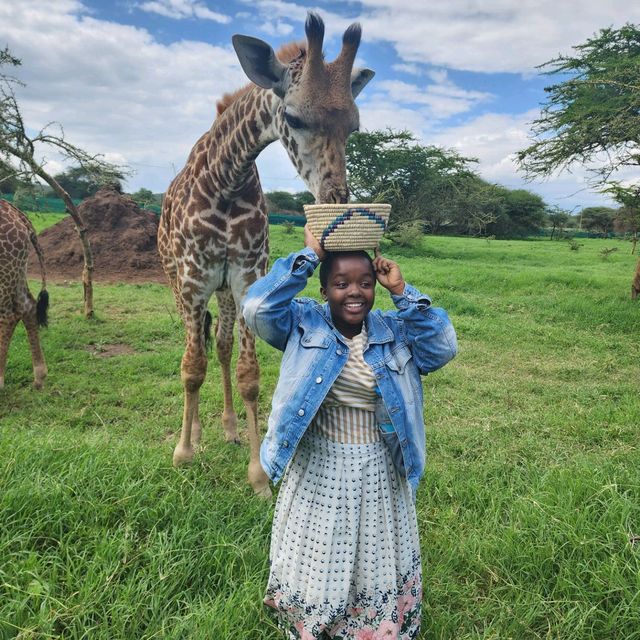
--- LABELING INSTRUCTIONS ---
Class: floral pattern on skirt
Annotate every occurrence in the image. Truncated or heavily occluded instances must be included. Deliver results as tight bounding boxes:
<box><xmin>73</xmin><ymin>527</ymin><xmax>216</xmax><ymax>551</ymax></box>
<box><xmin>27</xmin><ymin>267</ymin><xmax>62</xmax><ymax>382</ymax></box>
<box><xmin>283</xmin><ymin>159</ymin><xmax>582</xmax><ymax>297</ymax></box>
<box><xmin>264</xmin><ymin>429</ymin><xmax>422</xmax><ymax>639</ymax></box>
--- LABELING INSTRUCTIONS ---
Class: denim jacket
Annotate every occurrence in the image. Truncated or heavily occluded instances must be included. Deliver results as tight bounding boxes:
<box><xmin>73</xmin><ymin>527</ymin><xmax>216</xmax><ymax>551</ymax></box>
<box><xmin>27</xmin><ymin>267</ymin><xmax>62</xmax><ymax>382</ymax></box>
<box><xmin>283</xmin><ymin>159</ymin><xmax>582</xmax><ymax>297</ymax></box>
<box><xmin>241</xmin><ymin>248</ymin><xmax>458</xmax><ymax>493</ymax></box>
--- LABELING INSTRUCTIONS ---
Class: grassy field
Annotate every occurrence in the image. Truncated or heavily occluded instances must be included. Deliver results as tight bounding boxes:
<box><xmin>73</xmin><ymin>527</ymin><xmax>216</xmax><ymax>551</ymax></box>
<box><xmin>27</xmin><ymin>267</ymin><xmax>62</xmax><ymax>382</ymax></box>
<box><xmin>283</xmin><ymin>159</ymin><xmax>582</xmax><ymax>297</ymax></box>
<box><xmin>1</xmin><ymin>225</ymin><xmax>639</xmax><ymax>639</ymax></box>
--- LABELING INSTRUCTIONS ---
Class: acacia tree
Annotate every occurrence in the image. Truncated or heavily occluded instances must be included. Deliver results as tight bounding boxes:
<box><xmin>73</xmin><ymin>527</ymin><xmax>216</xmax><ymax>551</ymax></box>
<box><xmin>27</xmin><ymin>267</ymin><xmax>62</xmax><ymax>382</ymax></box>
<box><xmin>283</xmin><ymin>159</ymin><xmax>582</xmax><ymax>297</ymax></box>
<box><xmin>0</xmin><ymin>47</ymin><xmax>126</xmax><ymax>317</ymax></box>
<box><xmin>518</xmin><ymin>24</ymin><xmax>640</xmax><ymax>293</ymax></box>
<box><xmin>546</xmin><ymin>207</ymin><xmax>570</xmax><ymax>240</ymax></box>
<box><xmin>346</xmin><ymin>129</ymin><xmax>477</xmax><ymax>230</ymax></box>
<box><xmin>604</xmin><ymin>182</ymin><xmax>640</xmax><ymax>253</ymax></box>
<box><xmin>518</xmin><ymin>24</ymin><xmax>640</xmax><ymax>184</ymax></box>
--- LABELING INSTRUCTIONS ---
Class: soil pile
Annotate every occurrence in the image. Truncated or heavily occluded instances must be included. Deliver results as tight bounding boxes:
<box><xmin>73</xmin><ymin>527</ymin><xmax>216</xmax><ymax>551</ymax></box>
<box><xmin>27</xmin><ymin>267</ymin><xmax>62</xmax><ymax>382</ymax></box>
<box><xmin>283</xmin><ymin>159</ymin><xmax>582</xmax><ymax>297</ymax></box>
<box><xmin>28</xmin><ymin>187</ymin><xmax>166</xmax><ymax>283</ymax></box>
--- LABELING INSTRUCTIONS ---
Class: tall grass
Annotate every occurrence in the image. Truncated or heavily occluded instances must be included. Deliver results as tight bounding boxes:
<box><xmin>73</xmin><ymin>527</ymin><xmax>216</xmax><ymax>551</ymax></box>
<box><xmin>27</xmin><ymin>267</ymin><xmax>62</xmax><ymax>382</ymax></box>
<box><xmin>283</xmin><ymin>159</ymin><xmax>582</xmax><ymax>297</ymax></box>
<box><xmin>1</xmin><ymin>226</ymin><xmax>639</xmax><ymax>639</ymax></box>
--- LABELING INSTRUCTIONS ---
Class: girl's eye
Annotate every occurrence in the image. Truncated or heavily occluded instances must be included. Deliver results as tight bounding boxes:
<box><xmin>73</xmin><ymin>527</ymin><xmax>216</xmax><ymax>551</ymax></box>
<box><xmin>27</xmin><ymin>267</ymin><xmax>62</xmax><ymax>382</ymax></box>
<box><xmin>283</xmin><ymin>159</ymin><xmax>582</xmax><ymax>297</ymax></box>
<box><xmin>361</xmin><ymin>281</ymin><xmax>372</xmax><ymax>288</ymax></box>
<box><xmin>284</xmin><ymin>112</ymin><xmax>305</xmax><ymax>130</ymax></box>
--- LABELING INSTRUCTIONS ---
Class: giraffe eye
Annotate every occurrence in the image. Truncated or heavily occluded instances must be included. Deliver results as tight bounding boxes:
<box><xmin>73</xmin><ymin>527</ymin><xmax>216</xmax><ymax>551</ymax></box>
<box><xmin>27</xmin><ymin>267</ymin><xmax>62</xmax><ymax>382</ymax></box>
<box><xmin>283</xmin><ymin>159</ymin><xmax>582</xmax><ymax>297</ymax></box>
<box><xmin>284</xmin><ymin>111</ymin><xmax>305</xmax><ymax>130</ymax></box>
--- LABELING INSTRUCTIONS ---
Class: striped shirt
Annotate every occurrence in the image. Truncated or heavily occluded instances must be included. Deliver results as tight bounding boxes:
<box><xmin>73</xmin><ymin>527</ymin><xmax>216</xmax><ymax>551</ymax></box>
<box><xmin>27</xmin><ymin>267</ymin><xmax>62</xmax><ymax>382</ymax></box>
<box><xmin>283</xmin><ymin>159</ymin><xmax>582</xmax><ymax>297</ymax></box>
<box><xmin>311</xmin><ymin>328</ymin><xmax>380</xmax><ymax>444</ymax></box>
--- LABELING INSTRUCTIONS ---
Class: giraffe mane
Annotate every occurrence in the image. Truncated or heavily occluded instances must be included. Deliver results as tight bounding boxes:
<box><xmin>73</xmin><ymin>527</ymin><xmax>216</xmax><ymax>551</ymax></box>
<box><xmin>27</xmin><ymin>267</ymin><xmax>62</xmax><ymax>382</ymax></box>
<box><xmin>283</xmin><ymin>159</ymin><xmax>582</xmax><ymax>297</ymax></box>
<box><xmin>216</xmin><ymin>41</ymin><xmax>307</xmax><ymax>116</ymax></box>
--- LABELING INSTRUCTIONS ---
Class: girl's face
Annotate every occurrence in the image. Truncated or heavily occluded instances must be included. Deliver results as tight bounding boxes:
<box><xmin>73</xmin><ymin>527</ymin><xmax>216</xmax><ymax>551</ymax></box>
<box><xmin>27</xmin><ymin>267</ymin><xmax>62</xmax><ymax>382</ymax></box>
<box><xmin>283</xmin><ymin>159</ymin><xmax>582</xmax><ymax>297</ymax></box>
<box><xmin>320</xmin><ymin>255</ymin><xmax>376</xmax><ymax>338</ymax></box>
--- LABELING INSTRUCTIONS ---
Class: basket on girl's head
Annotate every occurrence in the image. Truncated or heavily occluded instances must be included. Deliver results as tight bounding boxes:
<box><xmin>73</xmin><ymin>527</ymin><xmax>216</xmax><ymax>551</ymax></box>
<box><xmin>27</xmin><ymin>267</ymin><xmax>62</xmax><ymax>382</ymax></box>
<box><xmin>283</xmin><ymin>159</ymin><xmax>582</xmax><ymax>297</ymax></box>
<box><xmin>303</xmin><ymin>203</ymin><xmax>391</xmax><ymax>251</ymax></box>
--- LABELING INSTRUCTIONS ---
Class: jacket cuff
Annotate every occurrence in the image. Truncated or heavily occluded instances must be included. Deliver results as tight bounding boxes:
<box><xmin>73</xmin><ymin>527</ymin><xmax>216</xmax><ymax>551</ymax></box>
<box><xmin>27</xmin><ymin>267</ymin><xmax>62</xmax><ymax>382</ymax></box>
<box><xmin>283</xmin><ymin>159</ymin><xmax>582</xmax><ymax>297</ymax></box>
<box><xmin>292</xmin><ymin>247</ymin><xmax>320</xmax><ymax>273</ymax></box>
<box><xmin>391</xmin><ymin>283</ymin><xmax>432</xmax><ymax>311</ymax></box>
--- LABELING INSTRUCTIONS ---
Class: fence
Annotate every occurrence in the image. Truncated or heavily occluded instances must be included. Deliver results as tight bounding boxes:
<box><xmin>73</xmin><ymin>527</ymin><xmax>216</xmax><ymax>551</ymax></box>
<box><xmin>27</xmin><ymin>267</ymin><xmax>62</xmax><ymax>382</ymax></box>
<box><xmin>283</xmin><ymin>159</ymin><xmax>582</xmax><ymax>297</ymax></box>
<box><xmin>1</xmin><ymin>193</ymin><xmax>82</xmax><ymax>212</ymax></box>
<box><xmin>0</xmin><ymin>193</ymin><xmax>305</xmax><ymax>226</ymax></box>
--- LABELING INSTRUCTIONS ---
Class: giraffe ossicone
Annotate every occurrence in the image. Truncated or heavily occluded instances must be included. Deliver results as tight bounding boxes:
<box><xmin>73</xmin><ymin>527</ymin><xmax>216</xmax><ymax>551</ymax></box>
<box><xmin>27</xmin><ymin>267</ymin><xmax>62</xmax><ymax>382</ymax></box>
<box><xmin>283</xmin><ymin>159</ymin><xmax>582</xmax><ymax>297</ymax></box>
<box><xmin>0</xmin><ymin>199</ymin><xmax>49</xmax><ymax>390</ymax></box>
<box><xmin>158</xmin><ymin>11</ymin><xmax>374</xmax><ymax>496</ymax></box>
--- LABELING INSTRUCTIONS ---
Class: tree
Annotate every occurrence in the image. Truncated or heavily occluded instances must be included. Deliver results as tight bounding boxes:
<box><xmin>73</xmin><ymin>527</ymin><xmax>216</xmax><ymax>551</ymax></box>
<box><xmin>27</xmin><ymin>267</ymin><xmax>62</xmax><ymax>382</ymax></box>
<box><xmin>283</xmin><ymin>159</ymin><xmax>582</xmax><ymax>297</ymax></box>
<box><xmin>130</xmin><ymin>187</ymin><xmax>156</xmax><ymax>208</ymax></box>
<box><xmin>54</xmin><ymin>165</ymin><xmax>122</xmax><ymax>200</ymax></box>
<box><xmin>580</xmin><ymin>206</ymin><xmax>617</xmax><ymax>237</ymax></box>
<box><xmin>0</xmin><ymin>157</ymin><xmax>22</xmax><ymax>194</ymax></box>
<box><xmin>346</xmin><ymin>129</ymin><xmax>478</xmax><ymax>229</ymax></box>
<box><xmin>546</xmin><ymin>207</ymin><xmax>570</xmax><ymax>239</ymax></box>
<box><xmin>517</xmin><ymin>24</ymin><xmax>640</xmax><ymax>187</ymax></box>
<box><xmin>604</xmin><ymin>182</ymin><xmax>640</xmax><ymax>253</ymax></box>
<box><xmin>294</xmin><ymin>191</ymin><xmax>314</xmax><ymax>209</ymax></box>
<box><xmin>266</xmin><ymin>190</ymin><xmax>301</xmax><ymax>213</ymax></box>
<box><xmin>488</xmin><ymin>188</ymin><xmax>548</xmax><ymax>238</ymax></box>
<box><xmin>0</xmin><ymin>47</ymin><xmax>127</xmax><ymax>317</ymax></box>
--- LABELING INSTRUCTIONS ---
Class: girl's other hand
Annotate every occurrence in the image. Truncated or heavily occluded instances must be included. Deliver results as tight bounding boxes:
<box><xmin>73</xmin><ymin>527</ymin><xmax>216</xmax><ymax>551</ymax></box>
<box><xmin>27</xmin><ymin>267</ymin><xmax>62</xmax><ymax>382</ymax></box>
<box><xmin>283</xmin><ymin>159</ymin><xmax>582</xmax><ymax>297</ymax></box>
<box><xmin>304</xmin><ymin>225</ymin><xmax>326</xmax><ymax>261</ymax></box>
<box><xmin>373</xmin><ymin>252</ymin><xmax>405</xmax><ymax>295</ymax></box>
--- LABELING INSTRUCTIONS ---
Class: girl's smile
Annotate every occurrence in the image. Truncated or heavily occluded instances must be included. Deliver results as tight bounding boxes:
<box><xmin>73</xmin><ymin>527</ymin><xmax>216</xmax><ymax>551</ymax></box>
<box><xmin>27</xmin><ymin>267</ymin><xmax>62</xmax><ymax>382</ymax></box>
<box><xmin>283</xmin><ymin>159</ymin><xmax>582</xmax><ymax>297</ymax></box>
<box><xmin>320</xmin><ymin>254</ymin><xmax>376</xmax><ymax>338</ymax></box>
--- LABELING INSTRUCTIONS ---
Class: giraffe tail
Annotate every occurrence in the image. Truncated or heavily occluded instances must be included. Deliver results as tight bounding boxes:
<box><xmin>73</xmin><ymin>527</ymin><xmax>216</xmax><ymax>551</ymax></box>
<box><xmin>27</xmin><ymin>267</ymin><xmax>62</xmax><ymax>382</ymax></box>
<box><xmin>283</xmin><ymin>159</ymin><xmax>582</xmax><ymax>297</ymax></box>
<box><xmin>28</xmin><ymin>227</ymin><xmax>49</xmax><ymax>327</ymax></box>
<box><xmin>204</xmin><ymin>310</ymin><xmax>213</xmax><ymax>352</ymax></box>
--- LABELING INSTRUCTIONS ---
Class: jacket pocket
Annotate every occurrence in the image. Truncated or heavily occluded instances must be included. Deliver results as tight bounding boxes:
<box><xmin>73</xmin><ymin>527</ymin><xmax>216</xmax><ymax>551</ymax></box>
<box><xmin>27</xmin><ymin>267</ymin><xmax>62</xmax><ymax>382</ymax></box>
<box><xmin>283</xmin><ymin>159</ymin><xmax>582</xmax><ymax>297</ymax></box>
<box><xmin>385</xmin><ymin>344</ymin><xmax>412</xmax><ymax>373</ymax></box>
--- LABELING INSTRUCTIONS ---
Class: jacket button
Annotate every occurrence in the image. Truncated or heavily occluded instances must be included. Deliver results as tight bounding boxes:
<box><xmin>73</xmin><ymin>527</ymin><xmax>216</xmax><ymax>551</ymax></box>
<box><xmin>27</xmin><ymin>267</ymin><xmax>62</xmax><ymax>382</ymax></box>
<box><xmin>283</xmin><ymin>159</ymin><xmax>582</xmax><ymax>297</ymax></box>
<box><xmin>336</xmin><ymin>349</ymin><xmax>343</xmax><ymax>355</ymax></box>
<box><xmin>298</xmin><ymin>409</ymin><xmax>305</xmax><ymax>416</ymax></box>
<box><xmin>315</xmin><ymin>376</ymin><xmax>322</xmax><ymax>383</ymax></box>
<box><xmin>283</xmin><ymin>440</ymin><xmax>289</xmax><ymax>448</ymax></box>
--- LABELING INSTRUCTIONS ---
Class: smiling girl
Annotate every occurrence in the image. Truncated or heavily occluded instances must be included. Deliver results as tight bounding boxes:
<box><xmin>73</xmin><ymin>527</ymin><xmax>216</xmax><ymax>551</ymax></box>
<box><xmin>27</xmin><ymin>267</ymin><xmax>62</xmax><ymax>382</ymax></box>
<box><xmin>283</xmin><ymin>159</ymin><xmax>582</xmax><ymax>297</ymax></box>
<box><xmin>242</xmin><ymin>226</ymin><xmax>457</xmax><ymax>639</ymax></box>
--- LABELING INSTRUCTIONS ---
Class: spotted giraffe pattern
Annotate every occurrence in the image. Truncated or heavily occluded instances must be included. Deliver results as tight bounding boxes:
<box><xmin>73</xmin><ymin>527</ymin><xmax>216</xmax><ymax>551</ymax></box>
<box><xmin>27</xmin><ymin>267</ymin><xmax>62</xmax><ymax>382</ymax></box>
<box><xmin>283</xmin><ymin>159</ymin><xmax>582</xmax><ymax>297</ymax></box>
<box><xmin>0</xmin><ymin>199</ymin><xmax>48</xmax><ymax>389</ymax></box>
<box><xmin>157</xmin><ymin>13</ymin><xmax>374</xmax><ymax>495</ymax></box>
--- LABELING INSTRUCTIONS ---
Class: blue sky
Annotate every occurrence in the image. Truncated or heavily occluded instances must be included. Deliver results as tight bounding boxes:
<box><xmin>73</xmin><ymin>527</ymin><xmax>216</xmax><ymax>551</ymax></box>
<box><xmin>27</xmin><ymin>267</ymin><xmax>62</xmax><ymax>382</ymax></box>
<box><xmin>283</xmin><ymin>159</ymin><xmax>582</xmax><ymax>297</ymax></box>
<box><xmin>2</xmin><ymin>0</ymin><xmax>640</xmax><ymax>211</ymax></box>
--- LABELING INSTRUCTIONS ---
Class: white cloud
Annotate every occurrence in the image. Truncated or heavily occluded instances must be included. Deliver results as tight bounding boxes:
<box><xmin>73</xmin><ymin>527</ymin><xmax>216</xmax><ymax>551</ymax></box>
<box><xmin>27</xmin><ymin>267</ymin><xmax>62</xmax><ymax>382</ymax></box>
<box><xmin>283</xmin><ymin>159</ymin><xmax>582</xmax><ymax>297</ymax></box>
<box><xmin>241</xmin><ymin>0</ymin><xmax>640</xmax><ymax>74</ymax></box>
<box><xmin>392</xmin><ymin>63</ymin><xmax>422</xmax><ymax>75</ymax></box>
<box><xmin>137</xmin><ymin>0</ymin><xmax>231</xmax><ymax>23</ymax></box>
<box><xmin>259</xmin><ymin>20</ymin><xmax>295</xmax><ymax>37</ymax></box>
<box><xmin>0</xmin><ymin>1</ymin><xmax>244</xmax><ymax>192</ymax></box>
<box><xmin>375</xmin><ymin>76</ymin><xmax>492</xmax><ymax>119</ymax></box>
<box><xmin>429</xmin><ymin>111</ymin><xmax>618</xmax><ymax>209</ymax></box>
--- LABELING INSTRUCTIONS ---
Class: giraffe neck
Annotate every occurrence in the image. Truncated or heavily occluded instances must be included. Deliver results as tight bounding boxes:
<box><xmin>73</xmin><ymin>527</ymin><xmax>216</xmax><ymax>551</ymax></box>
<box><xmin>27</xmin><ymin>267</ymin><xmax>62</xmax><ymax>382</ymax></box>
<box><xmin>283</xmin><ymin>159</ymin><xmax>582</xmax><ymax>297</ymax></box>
<box><xmin>206</xmin><ymin>88</ymin><xmax>280</xmax><ymax>197</ymax></box>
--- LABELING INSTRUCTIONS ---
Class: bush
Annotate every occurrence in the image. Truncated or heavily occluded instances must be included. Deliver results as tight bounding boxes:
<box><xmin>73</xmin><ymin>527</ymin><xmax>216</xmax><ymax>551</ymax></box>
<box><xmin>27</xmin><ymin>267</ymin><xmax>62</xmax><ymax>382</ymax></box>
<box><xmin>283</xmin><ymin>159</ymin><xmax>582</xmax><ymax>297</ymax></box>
<box><xmin>387</xmin><ymin>221</ymin><xmax>424</xmax><ymax>248</ymax></box>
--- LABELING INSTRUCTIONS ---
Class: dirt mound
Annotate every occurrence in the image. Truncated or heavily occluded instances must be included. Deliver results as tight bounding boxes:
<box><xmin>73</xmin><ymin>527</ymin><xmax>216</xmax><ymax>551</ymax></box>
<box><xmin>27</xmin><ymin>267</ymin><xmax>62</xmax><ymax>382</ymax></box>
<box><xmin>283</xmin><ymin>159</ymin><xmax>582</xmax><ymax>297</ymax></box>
<box><xmin>28</xmin><ymin>187</ymin><xmax>166</xmax><ymax>284</ymax></box>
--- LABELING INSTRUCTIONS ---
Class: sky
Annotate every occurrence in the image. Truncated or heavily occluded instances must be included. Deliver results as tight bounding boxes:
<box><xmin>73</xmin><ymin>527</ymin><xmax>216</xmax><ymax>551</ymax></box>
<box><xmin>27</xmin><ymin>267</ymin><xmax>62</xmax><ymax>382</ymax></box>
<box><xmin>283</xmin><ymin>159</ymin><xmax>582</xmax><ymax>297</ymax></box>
<box><xmin>1</xmin><ymin>0</ymin><xmax>639</xmax><ymax>212</ymax></box>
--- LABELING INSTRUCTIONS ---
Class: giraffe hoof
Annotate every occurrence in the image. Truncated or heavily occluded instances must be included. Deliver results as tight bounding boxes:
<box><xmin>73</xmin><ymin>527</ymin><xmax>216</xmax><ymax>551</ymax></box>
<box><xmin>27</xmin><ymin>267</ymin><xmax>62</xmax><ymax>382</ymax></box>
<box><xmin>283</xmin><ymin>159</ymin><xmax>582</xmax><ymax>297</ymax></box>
<box><xmin>254</xmin><ymin>484</ymin><xmax>272</xmax><ymax>499</ymax></box>
<box><xmin>173</xmin><ymin>444</ymin><xmax>195</xmax><ymax>466</ymax></box>
<box><xmin>249</xmin><ymin>461</ymin><xmax>271</xmax><ymax>498</ymax></box>
<box><xmin>225</xmin><ymin>432</ymin><xmax>242</xmax><ymax>445</ymax></box>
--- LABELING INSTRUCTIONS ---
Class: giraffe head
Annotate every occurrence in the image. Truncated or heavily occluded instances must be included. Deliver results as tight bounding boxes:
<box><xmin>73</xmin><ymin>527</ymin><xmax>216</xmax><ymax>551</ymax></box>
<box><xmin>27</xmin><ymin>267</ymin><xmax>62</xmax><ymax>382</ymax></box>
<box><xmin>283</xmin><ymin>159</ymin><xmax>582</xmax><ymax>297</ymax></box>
<box><xmin>233</xmin><ymin>12</ymin><xmax>374</xmax><ymax>204</ymax></box>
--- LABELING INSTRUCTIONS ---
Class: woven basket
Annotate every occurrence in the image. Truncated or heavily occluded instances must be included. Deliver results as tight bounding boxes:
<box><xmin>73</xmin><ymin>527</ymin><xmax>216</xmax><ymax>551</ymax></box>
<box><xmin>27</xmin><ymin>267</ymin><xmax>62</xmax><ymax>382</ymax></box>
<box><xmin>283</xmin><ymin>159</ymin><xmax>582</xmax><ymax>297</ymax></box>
<box><xmin>303</xmin><ymin>203</ymin><xmax>391</xmax><ymax>251</ymax></box>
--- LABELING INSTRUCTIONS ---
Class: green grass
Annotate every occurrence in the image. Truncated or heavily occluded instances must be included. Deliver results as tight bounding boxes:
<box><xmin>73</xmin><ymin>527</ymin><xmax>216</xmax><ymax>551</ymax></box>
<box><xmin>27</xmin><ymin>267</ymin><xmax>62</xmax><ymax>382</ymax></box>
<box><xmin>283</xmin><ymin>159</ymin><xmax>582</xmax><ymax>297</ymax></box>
<box><xmin>2</xmin><ymin>225</ymin><xmax>639</xmax><ymax>639</ymax></box>
<box><xmin>25</xmin><ymin>212</ymin><xmax>68</xmax><ymax>234</ymax></box>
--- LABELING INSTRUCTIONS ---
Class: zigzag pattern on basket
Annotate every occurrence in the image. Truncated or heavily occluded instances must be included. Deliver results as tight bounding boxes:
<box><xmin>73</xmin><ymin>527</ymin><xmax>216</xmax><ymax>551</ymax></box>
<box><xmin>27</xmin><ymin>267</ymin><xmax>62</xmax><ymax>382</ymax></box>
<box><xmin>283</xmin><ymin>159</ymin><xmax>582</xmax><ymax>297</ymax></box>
<box><xmin>320</xmin><ymin>208</ymin><xmax>388</xmax><ymax>248</ymax></box>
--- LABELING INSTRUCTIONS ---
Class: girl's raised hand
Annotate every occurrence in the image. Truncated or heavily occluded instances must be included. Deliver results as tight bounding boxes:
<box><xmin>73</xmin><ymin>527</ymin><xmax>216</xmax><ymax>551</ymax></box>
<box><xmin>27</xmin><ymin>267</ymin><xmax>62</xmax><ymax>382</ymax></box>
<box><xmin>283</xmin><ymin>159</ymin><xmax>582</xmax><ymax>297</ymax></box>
<box><xmin>373</xmin><ymin>251</ymin><xmax>405</xmax><ymax>295</ymax></box>
<box><xmin>304</xmin><ymin>224</ymin><xmax>326</xmax><ymax>261</ymax></box>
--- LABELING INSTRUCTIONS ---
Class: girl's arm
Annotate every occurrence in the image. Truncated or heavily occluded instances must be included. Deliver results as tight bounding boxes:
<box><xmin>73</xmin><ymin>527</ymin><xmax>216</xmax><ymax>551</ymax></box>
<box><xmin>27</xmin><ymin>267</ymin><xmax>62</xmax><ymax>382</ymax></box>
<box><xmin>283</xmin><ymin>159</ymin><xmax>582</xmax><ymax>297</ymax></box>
<box><xmin>241</xmin><ymin>246</ymin><xmax>320</xmax><ymax>351</ymax></box>
<box><xmin>374</xmin><ymin>254</ymin><xmax>457</xmax><ymax>373</ymax></box>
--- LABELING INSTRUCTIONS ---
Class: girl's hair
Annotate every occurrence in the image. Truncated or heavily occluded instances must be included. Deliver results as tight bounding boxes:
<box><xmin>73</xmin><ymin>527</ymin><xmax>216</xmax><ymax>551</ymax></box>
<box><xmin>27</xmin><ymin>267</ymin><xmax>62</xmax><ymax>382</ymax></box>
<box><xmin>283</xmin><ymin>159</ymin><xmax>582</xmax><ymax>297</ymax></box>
<box><xmin>319</xmin><ymin>250</ymin><xmax>375</xmax><ymax>287</ymax></box>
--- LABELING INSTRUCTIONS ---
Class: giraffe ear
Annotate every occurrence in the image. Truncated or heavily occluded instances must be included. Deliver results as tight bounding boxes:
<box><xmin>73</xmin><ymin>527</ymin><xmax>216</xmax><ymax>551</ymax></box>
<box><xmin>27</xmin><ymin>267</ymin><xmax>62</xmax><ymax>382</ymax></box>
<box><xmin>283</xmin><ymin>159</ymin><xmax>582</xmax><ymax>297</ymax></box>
<box><xmin>351</xmin><ymin>68</ymin><xmax>375</xmax><ymax>98</ymax></box>
<box><xmin>232</xmin><ymin>35</ymin><xmax>288</xmax><ymax>97</ymax></box>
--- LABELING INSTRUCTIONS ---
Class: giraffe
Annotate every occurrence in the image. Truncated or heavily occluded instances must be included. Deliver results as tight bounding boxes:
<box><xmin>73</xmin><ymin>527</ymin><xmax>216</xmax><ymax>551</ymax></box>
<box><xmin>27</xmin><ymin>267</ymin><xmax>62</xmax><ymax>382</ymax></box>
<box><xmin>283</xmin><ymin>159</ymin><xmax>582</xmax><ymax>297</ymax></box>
<box><xmin>0</xmin><ymin>199</ymin><xmax>48</xmax><ymax>389</ymax></box>
<box><xmin>157</xmin><ymin>12</ymin><xmax>374</xmax><ymax>496</ymax></box>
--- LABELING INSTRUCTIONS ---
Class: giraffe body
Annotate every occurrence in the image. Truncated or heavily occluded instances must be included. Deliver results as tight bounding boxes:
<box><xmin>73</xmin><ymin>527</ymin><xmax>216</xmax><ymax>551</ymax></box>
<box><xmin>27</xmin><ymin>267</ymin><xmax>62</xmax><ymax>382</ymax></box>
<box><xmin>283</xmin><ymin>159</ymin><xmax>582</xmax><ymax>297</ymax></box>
<box><xmin>158</xmin><ymin>13</ymin><xmax>374</xmax><ymax>495</ymax></box>
<box><xmin>632</xmin><ymin>258</ymin><xmax>640</xmax><ymax>300</ymax></box>
<box><xmin>0</xmin><ymin>199</ymin><xmax>48</xmax><ymax>389</ymax></box>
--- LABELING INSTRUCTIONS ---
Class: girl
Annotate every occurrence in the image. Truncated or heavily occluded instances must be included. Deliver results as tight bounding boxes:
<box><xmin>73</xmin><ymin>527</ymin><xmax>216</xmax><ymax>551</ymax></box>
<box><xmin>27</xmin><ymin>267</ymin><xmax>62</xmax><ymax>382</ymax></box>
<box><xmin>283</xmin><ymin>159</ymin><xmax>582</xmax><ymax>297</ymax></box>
<box><xmin>242</xmin><ymin>226</ymin><xmax>457</xmax><ymax>639</ymax></box>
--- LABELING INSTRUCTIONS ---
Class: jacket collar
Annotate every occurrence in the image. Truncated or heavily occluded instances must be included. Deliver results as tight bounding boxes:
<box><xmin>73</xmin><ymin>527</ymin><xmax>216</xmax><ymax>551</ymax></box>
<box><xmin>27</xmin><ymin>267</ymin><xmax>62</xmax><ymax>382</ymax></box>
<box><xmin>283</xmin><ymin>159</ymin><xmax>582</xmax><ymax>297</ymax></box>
<box><xmin>311</xmin><ymin>301</ymin><xmax>394</xmax><ymax>346</ymax></box>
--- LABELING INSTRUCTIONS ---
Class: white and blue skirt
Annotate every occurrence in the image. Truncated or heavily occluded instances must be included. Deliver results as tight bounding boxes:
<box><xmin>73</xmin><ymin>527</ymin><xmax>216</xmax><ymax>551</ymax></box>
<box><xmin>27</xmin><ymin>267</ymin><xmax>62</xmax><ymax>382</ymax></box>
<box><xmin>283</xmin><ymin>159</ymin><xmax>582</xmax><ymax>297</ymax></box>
<box><xmin>264</xmin><ymin>407</ymin><xmax>422</xmax><ymax>639</ymax></box>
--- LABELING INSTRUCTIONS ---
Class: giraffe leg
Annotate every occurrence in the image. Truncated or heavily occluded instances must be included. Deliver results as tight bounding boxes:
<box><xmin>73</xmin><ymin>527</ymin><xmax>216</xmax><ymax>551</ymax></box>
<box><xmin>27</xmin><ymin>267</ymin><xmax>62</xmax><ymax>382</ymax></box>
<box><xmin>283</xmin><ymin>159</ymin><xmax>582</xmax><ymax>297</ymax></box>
<box><xmin>237</xmin><ymin>315</ymin><xmax>271</xmax><ymax>498</ymax></box>
<box><xmin>173</xmin><ymin>309</ymin><xmax>208</xmax><ymax>466</ymax></box>
<box><xmin>20</xmin><ymin>293</ymin><xmax>47</xmax><ymax>390</ymax></box>
<box><xmin>0</xmin><ymin>313</ymin><xmax>19</xmax><ymax>389</ymax></box>
<box><xmin>215</xmin><ymin>291</ymin><xmax>240</xmax><ymax>444</ymax></box>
